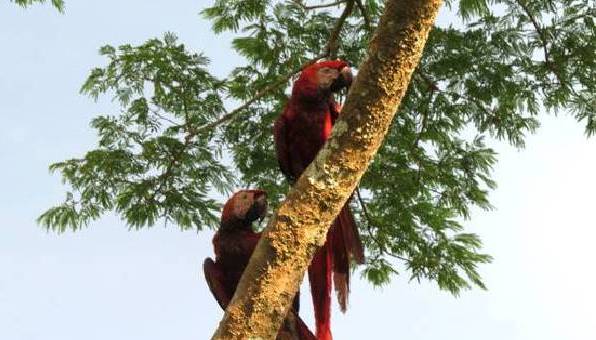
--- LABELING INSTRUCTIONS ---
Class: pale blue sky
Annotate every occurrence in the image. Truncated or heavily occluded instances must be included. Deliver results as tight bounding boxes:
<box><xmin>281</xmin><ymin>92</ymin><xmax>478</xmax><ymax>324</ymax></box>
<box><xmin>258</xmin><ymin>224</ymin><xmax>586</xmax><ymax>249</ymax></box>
<box><xmin>1</xmin><ymin>1</ymin><xmax>594</xmax><ymax>339</ymax></box>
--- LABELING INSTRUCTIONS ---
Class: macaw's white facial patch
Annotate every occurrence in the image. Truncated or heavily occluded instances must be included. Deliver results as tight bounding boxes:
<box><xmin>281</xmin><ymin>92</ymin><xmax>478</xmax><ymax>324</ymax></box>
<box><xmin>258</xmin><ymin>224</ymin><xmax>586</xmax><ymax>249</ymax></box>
<box><xmin>232</xmin><ymin>191</ymin><xmax>254</xmax><ymax>220</ymax></box>
<box><xmin>317</xmin><ymin>67</ymin><xmax>340</xmax><ymax>88</ymax></box>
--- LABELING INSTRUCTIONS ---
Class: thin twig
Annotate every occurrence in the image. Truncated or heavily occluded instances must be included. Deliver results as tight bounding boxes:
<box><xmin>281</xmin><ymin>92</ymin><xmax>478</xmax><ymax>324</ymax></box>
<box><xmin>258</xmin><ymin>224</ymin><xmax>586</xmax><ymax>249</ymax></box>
<box><xmin>514</xmin><ymin>0</ymin><xmax>565</xmax><ymax>85</ymax></box>
<box><xmin>325</xmin><ymin>0</ymin><xmax>355</xmax><ymax>59</ymax></box>
<box><xmin>515</xmin><ymin>0</ymin><xmax>590</xmax><ymax>108</ymax></box>
<box><xmin>293</xmin><ymin>0</ymin><xmax>346</xmax><ymax>10</ymax></box>
<box><xmin>557</xmin><ymin>11</ymin><xmax>593</xmax><ymax>27</ymax></box>
<box><xmin>415</xmin><ymin>69</ymin><xmax>439</xmax><ymax>92</ymax></box>
<box><xmin>355</xmin><ymin>187</ymin><xmax>373</xmax><ymax>229</ymax></box>
<box><xmin>385</xmin><ymin>252</ymin><xmax>410</xmax><ymax>262</ymax></box>
<box><xmin>150</xmin><ymin>95</ymin><xmax>196</xmax><ymax>201</ymax></box>
<box><xmin>414</xmin><ymin>71</ymin><xmax>494</xmax><ymax>120</ymax></box>
<box><xmin>355</xmin><ymin>188</ymin><xmax>410</xmax><ymax>263</ymax></box>
<box><xmin>151</xmin><ymin>108</ymin><xmax>182</xmax><ymax>126</ymax></box>
<box><xmin>355</xmin><ymin>188</ymin><xmax>383</xmax><ymax>252</ymax></box>
<box><xmin>354</xmin><ymin>0</ymin><xmax>372</xmax><ymax>33</ymax></box>
<box><xmin>411</xmin><ymin>70</ymin><xmax>436</xmax><ymax>148</ymax></box>
<box><xmin>195</xmin><ymin>53</ymin><xmax>328</xmax><ymax>133</ymax></box>
<box><xmin>412</xmin><ymin>96</ymin><xmax>431</xmax><ymax>149</ymax></box>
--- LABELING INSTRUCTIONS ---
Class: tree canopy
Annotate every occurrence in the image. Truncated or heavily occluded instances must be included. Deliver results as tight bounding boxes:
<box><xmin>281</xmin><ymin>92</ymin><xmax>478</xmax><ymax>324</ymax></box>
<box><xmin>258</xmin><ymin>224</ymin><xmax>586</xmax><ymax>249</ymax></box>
<box><xmin>39</xmin><ymin>0</ymin><xmax>594</xmax><ymax>296</ymax></box>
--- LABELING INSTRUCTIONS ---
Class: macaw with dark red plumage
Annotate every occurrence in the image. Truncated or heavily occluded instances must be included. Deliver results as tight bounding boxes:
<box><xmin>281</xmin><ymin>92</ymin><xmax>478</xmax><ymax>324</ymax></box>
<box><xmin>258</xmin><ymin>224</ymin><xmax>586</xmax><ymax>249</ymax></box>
<box><xmin>203</xmin><ymin>189</ymin><xmax>315</xmax><ymax>340</ymax></box>
<box><xmin>274</xmin><ymin>60</ymin><xmax>365</xmax><ymax>340</ymax></box>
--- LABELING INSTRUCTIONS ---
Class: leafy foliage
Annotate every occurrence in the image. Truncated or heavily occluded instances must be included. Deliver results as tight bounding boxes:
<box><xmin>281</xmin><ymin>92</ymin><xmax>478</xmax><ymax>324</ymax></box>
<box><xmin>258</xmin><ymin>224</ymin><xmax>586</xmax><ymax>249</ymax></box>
<box><xmin>10</xmin><ymin>0</ymin><xmax>64</xmax><ymax>12</ymax></box>
<box><xmin>39</xmin><ymin>33</ymin><xmax>233</xmax><ymax>232</ymax></box>
<box><xmin>42</xmin><ymin>0</ymin><xmax>594</xmax><ymax>294</ymax></box>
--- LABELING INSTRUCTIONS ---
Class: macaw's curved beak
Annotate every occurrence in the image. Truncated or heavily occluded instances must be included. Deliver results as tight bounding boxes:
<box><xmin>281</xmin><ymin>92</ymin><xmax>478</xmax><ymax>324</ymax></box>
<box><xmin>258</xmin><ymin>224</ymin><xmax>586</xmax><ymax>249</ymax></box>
<box><xmin>245</xmin><ymin>190</ymin><xmax>268</xmax><ymax>224</ymax></box>
<box><xmin>330</xmin><ymin>66</ymin><xmax>353</xmax><ymax>92</ymax></box>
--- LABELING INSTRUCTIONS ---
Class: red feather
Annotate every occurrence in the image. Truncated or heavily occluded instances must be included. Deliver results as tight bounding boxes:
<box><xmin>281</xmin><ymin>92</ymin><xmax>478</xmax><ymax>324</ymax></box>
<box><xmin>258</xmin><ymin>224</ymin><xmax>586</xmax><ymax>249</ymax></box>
<box><xmin>274</xmin><ymin>60</ymin><xmax>363</xmax><ymax>340</ymax></box>
<box><xmin>204</xmin><ymin>190</ymin><xmax>315</xmax><ymax>340</ymax></box>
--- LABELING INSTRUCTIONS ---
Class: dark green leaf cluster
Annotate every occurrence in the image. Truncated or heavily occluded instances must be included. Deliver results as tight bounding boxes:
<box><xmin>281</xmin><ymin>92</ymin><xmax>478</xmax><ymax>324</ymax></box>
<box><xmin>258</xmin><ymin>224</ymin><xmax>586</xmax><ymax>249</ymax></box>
<box><xmin>10</xmin><ymin>0</ymin><xmax>64</xmax><ymax>12</ymax></box>
<box><xmin>43</xmin><ymin>0</ymin><xmax>593</xmax><ymax>294</ymax></box>
<box><xmin>39</xmin><ymin>33</ymin><xmax>233</xmax><ymax>232</ymax></box>
<box><xmin>458</xmin><ymin>0</ymin><xmax>595</xmax><ymax>136</ymax></box>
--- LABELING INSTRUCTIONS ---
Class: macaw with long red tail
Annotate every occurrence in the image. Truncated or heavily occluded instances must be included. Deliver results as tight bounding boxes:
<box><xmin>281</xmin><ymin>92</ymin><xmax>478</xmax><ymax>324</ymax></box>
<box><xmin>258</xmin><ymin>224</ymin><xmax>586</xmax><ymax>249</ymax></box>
<box><xmin>203</xmin><ymin>189</ymin><xmax>315</xmax><ymax>340</ymax></box>
<box><xmin>273</xmin><ymin>60</ymin><xmax>365</xmax><ymax>340</ymax></box>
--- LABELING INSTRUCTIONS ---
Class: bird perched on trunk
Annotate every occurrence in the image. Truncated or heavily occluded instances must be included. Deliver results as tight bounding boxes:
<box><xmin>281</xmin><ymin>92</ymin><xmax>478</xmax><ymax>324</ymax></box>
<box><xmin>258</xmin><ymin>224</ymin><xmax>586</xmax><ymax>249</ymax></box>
<box><xmin>203</xmin><ymin>189</ymin><xmax>314</xmax><ymax>340</ymax></box>
<box><xmin>273</xmin><ymin>60</ymin><xmax>365</xmax><ymax>340</ymax></box>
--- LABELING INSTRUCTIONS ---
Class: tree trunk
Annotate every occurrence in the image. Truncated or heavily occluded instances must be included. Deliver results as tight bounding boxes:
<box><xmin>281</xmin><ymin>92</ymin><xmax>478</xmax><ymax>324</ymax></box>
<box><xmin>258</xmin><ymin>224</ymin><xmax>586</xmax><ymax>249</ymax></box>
<box><xmin>212</xmin><ymin>0</ymin><xmax>443</xmax><ymax>338</ymax></box>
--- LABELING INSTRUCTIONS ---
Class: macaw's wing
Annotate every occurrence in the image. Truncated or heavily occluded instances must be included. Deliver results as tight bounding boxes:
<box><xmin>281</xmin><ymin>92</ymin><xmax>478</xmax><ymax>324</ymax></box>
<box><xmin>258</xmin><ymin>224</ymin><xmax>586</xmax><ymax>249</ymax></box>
<box><xmin>277</xmin><ymin>310</ymin><xmax>316</xmax><ymax>340</ymax></box>
<box><xmin>203</xmin><ymin>258</ymin><xmax>231</xmax><ymax>310</ymax></box>
<box><xmin>294</xmin><ymin>313</ymin><xmax>317</xmax><ymax>340</ymax></box>
<box><xmin>273</xmin><ymin>112</ymin><xmax>292</xmax><ymax>179</ymax></box>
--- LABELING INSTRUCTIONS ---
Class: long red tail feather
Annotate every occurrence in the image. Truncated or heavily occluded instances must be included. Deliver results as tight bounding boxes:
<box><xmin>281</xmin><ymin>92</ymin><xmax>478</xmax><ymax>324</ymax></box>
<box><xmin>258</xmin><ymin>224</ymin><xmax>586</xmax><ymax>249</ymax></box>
<box><xmin>332</xmin><ymin>220</ymin><xmax>349</xmax><ymax>313</ymax></box>
<box><xmin>308</xmin><ymin>235</ymin><xmax>333</xmax><ymax>340</ymax></box>
<box><xmin>308</xmin><ymin>202</ymin><xmax>364</xmax><ymax>339</ymax></box>
<box><xmin>332</xmin><ymin>204</ymin><xmax>364</xmax><ymax>312</ymax></box>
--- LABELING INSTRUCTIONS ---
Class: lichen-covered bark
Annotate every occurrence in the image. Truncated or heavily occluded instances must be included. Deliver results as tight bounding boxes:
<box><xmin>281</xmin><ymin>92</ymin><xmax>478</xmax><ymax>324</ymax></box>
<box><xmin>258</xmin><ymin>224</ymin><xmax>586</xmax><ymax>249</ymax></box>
<box><xmin>211</xmin><ymin>0</ymin><xmax>444</xmax><ymax>338</ymax></box>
